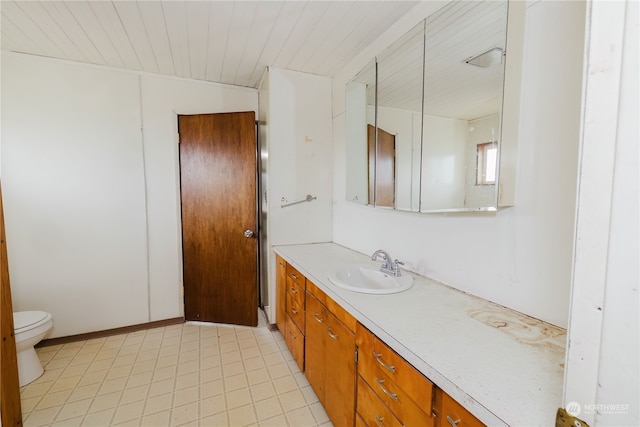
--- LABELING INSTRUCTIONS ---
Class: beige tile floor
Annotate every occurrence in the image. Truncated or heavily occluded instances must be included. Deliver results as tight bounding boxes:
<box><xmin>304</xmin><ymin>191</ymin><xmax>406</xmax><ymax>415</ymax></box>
<box><xmin>20</xmin><ymin>312</ymin><xmax>333</xmax><ymax>427</ymax></box>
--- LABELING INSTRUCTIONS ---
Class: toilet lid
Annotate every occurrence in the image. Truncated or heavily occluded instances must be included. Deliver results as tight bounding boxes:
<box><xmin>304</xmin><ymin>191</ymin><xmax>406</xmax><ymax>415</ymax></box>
<box><xmin>14</xmin><ymin>311</ymin><xmax>50</xmax><ymax>332</ymax></box>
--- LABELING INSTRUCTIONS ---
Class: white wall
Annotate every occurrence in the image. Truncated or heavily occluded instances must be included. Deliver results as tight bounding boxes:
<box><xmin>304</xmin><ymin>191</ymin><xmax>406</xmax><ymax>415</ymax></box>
<box><xmin>262</xmin><ymin>68</ymin><xmax>333</xmax><ymax>322</ymax></box>
<box><xmin>266</xmin><ymin>68</ymin><xmax>333</xmax><ymax>246</ymax></box>
<box><xmin>140</xmin><ymin>74</ymin><xmax>258</xmax><ymax>322</ymax></box>
<box><xmin>332</xmin><ymin>1</ymin><xmax>586</xmax><ymax>328</ymax></box>
<box><xmin>2</xmin><ymin>53</ymin><xmax>149</xmax><ymax>337</ymax></box>
<box><xmin>1</xmin><ymin>52</ymin><xmax>258</xmax><ymax>337</ymax></box>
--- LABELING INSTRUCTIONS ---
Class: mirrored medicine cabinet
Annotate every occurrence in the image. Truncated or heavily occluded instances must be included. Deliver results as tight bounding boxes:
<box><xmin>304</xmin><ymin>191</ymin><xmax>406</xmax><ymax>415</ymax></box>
<box><xmin>345</xmin><ymin>0</ymin><xmax>521</xmax><ymax>213</ymax></box>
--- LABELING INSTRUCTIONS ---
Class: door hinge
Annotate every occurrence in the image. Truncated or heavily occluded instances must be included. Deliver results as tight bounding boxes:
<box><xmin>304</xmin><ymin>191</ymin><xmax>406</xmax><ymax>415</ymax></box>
<box><xmin>176</xmin><ymin>133</ymin><xmax>180</xmax><ymax>144</ymax></box>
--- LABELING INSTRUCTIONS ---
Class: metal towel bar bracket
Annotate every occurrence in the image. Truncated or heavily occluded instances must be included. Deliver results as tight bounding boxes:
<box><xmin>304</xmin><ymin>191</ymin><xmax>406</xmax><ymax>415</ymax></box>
<box><xmin>281</xmin><ymin>194</ymin><xmax>317</xmax><ymax>208</ymax></box>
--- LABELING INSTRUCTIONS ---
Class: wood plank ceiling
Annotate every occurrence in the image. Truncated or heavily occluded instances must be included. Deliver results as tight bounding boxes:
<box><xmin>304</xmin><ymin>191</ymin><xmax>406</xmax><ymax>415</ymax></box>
<box><xmin>0</xmin><ymin>1</ymin><xmax>419</xmax><ymax>88</ymax></box>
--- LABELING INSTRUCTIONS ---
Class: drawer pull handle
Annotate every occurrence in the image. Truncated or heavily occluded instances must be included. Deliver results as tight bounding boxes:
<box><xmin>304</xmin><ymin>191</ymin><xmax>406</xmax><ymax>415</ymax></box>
<box><xmin>376</xmin><ymin>377</ymin><xmax>398</xmax><ymax>401</ymax></box>
<box><xmin>373</xmin><ymin>352</ymin><xmax>396</xmax><ymax>373</ymax></box>
<box><xmin>291</xmin><ymin>307</ymin><xmax>298</xmax><ymax>314</ymax></box>
<box><xmin>375</xmin><ymin>415</ymin><xmax>384</xmax><ymax>427</ymax></box>
<box><xmin>327</xmin><ymin>327</ymin><xmax>338</xmax><ymax>340</ymax></box>
<box><xmin>291</xmin><ymin>273</ymin><xmax>298</xmax><ymax>279</ymax></box>
<box><xmin>446</xmin><ymin>416</ymin><xmax>461</xmax><ymax>427</ymax></box>
<box><xmin>289</xmin><ymin>330</ymin><xmax>296</xmax><ymax>339</ymax></box>
<box><xmin>279</xmin><ymin>261</ymin><xmax>285</xmax><ymax>266</ymax></box>
<box><xmin>313</xmin><ymin>313</ymin><xmax>324</xmax><ymax>323</ymax></box>
<box><xmin>290</xmin><ymin>287</ymin><xmax>298</xmax><ymax>294</ymax></box>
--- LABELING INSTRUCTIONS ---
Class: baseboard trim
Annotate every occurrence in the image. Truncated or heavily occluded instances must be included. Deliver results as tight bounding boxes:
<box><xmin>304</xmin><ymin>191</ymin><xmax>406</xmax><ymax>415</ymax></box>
<box><xmin>36</xmin><ymin>317</ymin><xmax>185</xmax><ymax>348</ymax></box>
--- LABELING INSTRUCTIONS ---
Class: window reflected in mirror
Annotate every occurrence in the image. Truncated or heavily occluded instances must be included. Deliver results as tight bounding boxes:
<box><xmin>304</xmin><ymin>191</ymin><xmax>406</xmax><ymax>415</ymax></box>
<box><xmin>476</xmin><ymin>141</ymin><xmax>498</xmax><ymax>185</ymax></box>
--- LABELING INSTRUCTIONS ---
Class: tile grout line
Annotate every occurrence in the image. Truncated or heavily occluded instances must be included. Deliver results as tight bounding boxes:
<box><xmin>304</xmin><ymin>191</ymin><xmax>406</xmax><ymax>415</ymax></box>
<box><xmin>24</xmin><ymin>317</ymin><xmax>331</xmax><ymax>427</ymax></box>
<box><xmin>110</xmin><ymin>331</ymin><xmax>144</xmax><ymax>426</ymax></box>
<box><xmin>47</xmin><ymin>337</ymin><xmax>111</xmax><ymax>425</ymax></box>
<box><xmin>133</xmin><ymin>325</ymin><xmax>167</xmax><ymax>424</ymax></box>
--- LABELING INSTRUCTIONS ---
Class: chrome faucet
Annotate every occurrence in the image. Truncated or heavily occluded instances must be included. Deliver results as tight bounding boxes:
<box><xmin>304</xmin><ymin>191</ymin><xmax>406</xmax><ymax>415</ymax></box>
<box><xmin>371</xmin><ymin>249</ymin><xmax>404</xmax><ymax>277</ymax></box>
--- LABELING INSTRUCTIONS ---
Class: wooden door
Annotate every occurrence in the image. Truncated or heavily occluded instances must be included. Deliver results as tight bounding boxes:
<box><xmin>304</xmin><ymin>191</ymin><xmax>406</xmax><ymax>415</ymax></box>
<box><xmin>179</xmin><ymin>112</ymin><xmax>258</xmax><ymax>326</ymax></box>
<box><xmin>368</xmin><ymin>124</ymin><xmax>396</xmax><ymax>207</ymax></box>
<box><xmin>1</xmin><ymin>184</ymin><xmax>22</xmax><ymax>426</ymax></box>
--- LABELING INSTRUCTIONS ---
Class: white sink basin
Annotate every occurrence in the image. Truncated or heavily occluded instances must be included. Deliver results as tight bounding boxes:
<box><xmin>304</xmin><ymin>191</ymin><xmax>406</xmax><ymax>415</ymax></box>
<box><xmin>327</xmin><ymin>264</ymin><xmax>413</xmax><ymax>294</ymax></box>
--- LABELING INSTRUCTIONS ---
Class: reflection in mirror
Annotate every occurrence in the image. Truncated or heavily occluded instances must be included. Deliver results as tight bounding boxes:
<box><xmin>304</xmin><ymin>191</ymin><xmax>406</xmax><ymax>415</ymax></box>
<box><xmin>345</xmin><ymin>0</ymin><xmax>510</xmax><ymax>213</ymax></box>
<box><xmin>375</xmin><ymin>21</ymin><xmax>425</xmax><ymax>211</ymax></box>
<box><xmin>345</xmin><ymin>59</ymin><xmax>375</xmax><ymax>205</ymax></box>
<box><xmin>420</xmin><ymin>0</ymin><xmax>508</xmax><ymax>211</ymax></box>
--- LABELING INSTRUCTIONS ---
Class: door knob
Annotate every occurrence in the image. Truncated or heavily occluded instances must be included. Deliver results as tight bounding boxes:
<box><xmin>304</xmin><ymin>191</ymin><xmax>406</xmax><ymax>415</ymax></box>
<box><xmin>244</xmin><ymin>229</ymin><xmax>255</xmax><ymax>238</ymax></box>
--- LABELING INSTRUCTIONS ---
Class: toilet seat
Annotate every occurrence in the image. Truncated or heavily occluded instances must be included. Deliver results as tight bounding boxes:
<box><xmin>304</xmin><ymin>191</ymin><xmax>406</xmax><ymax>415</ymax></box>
<box><xmin>14</xmin><ymin>311</ymin><xmax>52</xmax><ymax>333</ymax></box>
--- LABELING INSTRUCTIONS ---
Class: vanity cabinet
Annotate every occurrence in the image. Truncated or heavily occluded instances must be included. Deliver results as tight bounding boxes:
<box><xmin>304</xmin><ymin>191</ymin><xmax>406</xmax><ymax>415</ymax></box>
<box><xmin>306</xmin><ymin>280</ymin><xmax>357</xmax><ymax>427</ymax></box>
<box><xmin>356</xmin><ymin>323</ymin><xmax>435</xmax><ymax>427</ymax></box>
<box><xmin>285</xmin><ymin>263</ymin><xmax>306</xmax><ymax>371</ymax></box>
<box><xmin>275</xmin><ymin>255</ymin><xmax>485</xmax><ymax>427</ymax></box>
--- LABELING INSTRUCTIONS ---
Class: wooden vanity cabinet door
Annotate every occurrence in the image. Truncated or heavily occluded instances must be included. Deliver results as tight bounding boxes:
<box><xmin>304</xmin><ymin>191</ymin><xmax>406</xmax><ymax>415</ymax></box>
<box><xmin>275</xmin><ymin>255</ymin><xmax>287</xmax><ymax>334</ymax></box>
<box><xmin>324</xmin><ymin>310</ymin><xmax>356</xmax><ymax>427</ymax></box>
<box><xmin>306</xmin><ymin>285</ymin><xmax>357</xmax><ymax>427</ymax></box>
<box><xmin>305</xmin><ymin>292</ymin><xmax>327</xmax><ymax>404</ymax></box>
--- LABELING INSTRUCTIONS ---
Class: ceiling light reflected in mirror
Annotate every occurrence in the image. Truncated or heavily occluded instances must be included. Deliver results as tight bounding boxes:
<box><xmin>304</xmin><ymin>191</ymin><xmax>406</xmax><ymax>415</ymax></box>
<box><xmin>465</xmin><ymin>47</ymin><xmax>504</xmax><ymax>68</ymax></box>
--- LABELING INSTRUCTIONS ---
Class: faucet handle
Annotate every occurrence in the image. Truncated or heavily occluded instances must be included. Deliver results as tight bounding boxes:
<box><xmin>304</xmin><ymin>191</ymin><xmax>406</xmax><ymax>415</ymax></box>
<box><xmin>392</xmin><ymin>259</ymin><xmax>404</xmax><ymax>276</ymax></box>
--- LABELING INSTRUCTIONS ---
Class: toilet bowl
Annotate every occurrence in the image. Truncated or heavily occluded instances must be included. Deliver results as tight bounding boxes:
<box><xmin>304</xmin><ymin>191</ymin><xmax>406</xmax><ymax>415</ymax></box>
<box><xmin>14</xmin><ymin>311</ymin><xmax>53</xmax><ymax>387</ymax></box>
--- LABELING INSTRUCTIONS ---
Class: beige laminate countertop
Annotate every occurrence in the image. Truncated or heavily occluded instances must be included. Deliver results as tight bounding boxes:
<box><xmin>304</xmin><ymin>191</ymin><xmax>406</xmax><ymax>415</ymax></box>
<box><xmin>274</xmin><ymin>243</ymin><xmax>566</xmax><ymax>427</ymax></box>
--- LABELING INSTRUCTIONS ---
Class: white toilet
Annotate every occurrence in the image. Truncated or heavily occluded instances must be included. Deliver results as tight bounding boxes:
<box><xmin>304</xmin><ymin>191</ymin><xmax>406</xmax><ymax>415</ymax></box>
<box><xmin>14</xmin><ymin>311</ymin><xmax>53</xmax><ymax>387</ymax></box>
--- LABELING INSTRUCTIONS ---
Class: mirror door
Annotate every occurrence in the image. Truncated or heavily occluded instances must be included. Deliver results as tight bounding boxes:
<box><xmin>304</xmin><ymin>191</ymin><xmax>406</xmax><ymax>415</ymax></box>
<box><xmin>345</xmin><ymin>0</ymin><xmax>511</xmax><ymax>213</ymax></box>
<box><xmin>420</xmin><ymin>0</ymin><xmax>508</xmax><ymax>211</ymax></box>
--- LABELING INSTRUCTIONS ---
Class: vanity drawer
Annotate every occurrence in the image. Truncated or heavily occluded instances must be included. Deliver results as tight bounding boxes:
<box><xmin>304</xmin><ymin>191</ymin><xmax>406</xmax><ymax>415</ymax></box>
<box><xmin>356</xmin><ymin>324</ymin><xmax>434</xmax><ymax>413</ymax></box>
<box><xmin>287</xmin><ymin>277</ymin><xmax>305</xmax><ymax>311</ymax></box>
<box><xmin>357</xmin><ymin>376</ymin><xmax>403</xmax><ymax>427</ymax></box>
<box><xmin>307</xmin><ymin>280</ymin><xmax>357</xmax><ymax>333</ymax></box>
<box><xmin>285</xmin><ymin>315</ymin><xmax>304</xmax><ymax>372</ymax></box>
<box><xmin>286</xmin><ymin>263</ymin><xmax>306</xmax><ymax>288</ymax></box>
<box><xmin>360</xmin><ymin>359</ymin><xmax>434</xmax><ymax>426</ymax></box>
<box><xmin>286</xmin><ymin>284</ymin><xmax>305</xmax><ymax>334</ymax></box>
<box><xmin>436</xmin><ymin>390</ymin><xmax>485</xmax><ymax>427</ymax></box>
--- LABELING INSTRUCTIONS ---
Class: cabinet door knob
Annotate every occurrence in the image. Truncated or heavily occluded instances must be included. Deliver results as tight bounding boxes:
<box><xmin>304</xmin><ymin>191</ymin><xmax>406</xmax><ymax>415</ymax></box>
<box><xmin>243</xmin><ymin>229</ymin><xmax>255</xmax><ymax>238</ymax></box>
<box><xmin>447</xmin><ymin>416</ymin><xmax>461</xmax><ymax>427</ymax></box>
